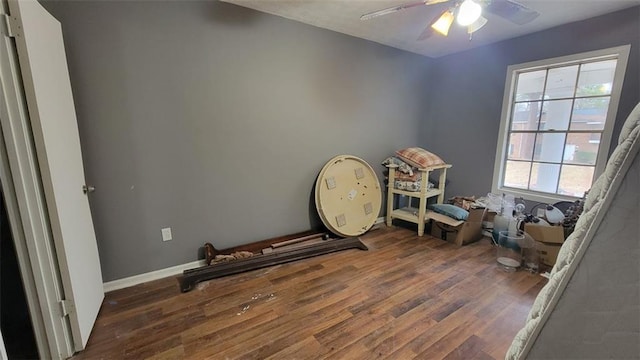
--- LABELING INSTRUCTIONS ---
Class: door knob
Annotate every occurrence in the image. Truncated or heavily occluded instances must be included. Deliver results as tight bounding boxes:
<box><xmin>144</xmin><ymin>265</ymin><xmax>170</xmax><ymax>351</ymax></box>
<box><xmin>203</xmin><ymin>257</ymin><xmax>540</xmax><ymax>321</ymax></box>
<box><xmin>82</xmin><ymin>185</ymin><xmax>95</xmax><ymax>194</ymax></box>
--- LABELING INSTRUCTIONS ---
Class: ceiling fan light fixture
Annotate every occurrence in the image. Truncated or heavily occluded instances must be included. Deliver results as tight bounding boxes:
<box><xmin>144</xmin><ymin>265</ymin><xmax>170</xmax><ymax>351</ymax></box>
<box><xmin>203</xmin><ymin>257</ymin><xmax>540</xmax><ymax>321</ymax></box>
<box><xmin>431</xmin><ymin>10</ymin><xmax>455</xmax><ymax>36</ymax></box>
<box><xmin>467</xmin><ymin>15</ymin><xmax>488</xmax><ymax>34</ymax></box>
<box><xmin>457</xmin><ymin>0</ymin><xmax>482</xmax><ymax>26</ymax></box>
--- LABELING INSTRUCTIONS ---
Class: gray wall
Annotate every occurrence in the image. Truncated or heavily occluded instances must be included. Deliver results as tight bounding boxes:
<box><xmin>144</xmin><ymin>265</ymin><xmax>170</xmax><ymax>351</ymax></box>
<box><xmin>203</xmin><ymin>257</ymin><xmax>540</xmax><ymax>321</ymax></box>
<box><xmin>422</xmin><ymin>7</ymin><xmax>640</xmax><ymax>200</ymax></box>
<box><xmin>41</xmin><ymin>1</ymin><xmax>640</xmax><ymax>281</ymax></box>
<box><xmin>41</xmin><ymin>1</ymin><xmax>433</xmax><ymax>281</ymax></box>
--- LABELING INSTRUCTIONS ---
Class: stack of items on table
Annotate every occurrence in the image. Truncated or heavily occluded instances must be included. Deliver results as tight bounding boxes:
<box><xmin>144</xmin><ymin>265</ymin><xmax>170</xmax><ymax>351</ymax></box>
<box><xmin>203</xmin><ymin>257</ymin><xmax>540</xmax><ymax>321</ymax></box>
<box><xmin>382</xmin><ymin>147</ymin><xmax>457</xmax><ymax>237</ymax></box>
<box><xmin>381</xmin><ymin>147</ymin><xmax>445</xmax><ymax>192</ymax></box>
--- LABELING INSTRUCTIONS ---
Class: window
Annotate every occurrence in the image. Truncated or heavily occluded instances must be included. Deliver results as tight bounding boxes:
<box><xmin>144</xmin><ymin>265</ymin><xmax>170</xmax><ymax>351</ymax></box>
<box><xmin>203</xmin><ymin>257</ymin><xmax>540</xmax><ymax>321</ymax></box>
<box><xmin>492</xmin><ymin>46</ymin><xmax>630</xmax><ymax>203</ymax></box>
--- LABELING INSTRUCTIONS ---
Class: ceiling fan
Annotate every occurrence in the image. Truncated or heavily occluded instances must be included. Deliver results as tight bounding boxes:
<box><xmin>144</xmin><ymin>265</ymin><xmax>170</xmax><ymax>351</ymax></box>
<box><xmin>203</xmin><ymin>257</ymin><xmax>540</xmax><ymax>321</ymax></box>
<box><xmin>360</xmin><ymin>0</ymin><xmax>540</xmax><ymax>40</ymax></box>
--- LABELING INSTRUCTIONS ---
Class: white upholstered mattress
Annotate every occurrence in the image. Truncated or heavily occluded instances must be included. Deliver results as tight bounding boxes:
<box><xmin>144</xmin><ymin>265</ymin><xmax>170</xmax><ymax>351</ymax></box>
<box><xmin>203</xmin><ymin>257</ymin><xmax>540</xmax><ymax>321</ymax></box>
<box><xmin>506</xmin><ymin>102</ymin><xmax>640</xmax><ymax>359</ymax></box>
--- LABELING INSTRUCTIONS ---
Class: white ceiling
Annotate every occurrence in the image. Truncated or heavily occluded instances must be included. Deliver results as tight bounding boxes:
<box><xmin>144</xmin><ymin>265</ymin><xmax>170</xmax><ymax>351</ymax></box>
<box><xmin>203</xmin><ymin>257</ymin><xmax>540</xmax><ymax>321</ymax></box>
<box><xmin>220</xmin><ymin>0</ymin><xmax>640</xmax><ymax>58</ymax></box>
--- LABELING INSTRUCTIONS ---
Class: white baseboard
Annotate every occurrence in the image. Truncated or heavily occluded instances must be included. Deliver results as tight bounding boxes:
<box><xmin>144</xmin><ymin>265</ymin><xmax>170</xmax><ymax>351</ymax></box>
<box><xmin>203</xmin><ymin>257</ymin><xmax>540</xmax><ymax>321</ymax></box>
<box><xmin>103</xmin><ymin>222</ymin><xmax>387</xmax><ymax>293</ymax></box>
<box><xmin>102</xmin><ymin>259</ymin><xmax>206</xmax><ymax>293</ymax></box>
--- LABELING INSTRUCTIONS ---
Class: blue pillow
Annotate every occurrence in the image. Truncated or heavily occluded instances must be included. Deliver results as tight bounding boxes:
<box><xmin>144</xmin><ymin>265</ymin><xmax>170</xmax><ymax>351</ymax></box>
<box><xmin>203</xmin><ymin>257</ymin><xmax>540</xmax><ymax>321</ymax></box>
<box><xmin>428</xmin><ymin>204</ymin><xmax>469</xmax><ymax>221</ymax></box>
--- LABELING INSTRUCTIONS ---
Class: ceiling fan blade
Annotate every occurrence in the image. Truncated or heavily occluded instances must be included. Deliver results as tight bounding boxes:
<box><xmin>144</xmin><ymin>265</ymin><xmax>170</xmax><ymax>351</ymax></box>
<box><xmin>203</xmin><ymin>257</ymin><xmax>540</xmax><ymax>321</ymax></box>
<box><xmin>417</xmin><ymin>28</ymin><xmax>435</xmax><ymax>40</ymax></box>
<box><xmin>467</xmin><ymin>15</ymin><xmax>488</xmax><ymax>34</ymax></box>
<box><xmin>485</xmin><ymin>0</ymin><xmax>540</xmax><ymax>25</ymax></box>
<box><xmin>360</xmin><ymin>0</ymin><xmax>451</xmax><ymax>21</ymax></box>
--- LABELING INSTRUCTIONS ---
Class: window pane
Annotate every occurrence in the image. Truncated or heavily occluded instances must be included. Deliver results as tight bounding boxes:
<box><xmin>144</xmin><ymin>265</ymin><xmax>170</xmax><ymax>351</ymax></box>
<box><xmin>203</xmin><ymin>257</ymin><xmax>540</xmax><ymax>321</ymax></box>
<box><xmin>540</xmin><ymin>99</ymin><xmax>572</xmax><ymax>130</ymax></box>
<box><xmin>558</xmin><ymin>165</ymin><xmax>594</xmax><ymax>197</ymax></box>
<box><xmin>544</xmin><ymin>65</ymin><xmax>578</xmax><ymax>99</ymax></box>
<box><xmin>576</xmin><ymin>60</ymin><xmax>617</xmax><ymax>97</ymax></box>
<box><xmin>497</xmin><ymin>49</ymin><xmax>626</xmax><ymax>200</ymax></box>
<box><xmin>529</xmin><ymin>162</ymin><xmax>560</xmax><ymax>193</ymax></box>
<box><xmin>534</xmin><ymin>133</ymin><xmax>566</xmax><ymax>163</ymax></box>
<box><xmin>564</xmin><ymin>133</ymin><xmax>600</xmax><ymax>165</ymax></box>
<box><xmin>504</xmin><ymin>161</ymin><xmax>530</xmax><ymax>189</ymax></box>
<box><xmin>515</xmin><ymin>70</ymin><xmax>545</xmax><ymax>101</ymax></box>
<box><xmin>512</xmin><ymin>101</ymin><xmax>541</xmax><ymax>130</ymax></box>
<box><xmin>507</xmin><ymin>133</ymin><xmax>535</xmax><ymax>160</ymax></box>
<box><xmin>570</xmin><ymin>96</ymin><xmax>610</xmax><ymax>130</ymax></box>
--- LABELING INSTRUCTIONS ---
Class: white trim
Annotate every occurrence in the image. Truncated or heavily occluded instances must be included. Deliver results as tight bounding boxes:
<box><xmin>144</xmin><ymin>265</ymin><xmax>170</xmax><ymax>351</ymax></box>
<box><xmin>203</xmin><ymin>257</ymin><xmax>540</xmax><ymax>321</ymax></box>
<box><xmin>103</xmin><ymin>221</ymin><xmax>387</xmax><ymax>292</ymax></box>
<box><xmin>103</xmin><ymin>260</ymin><xmax>207</xmax><ymax>293</ymax></box>
<box><xmin>594</xmin><ymin>45</ymin><xmax>630</xmax><ymax>176</ymax></box>
<box><xmin>492</xmin><ymin>45</ymin><xmax>631</xmax><ymax>204</ymax></box>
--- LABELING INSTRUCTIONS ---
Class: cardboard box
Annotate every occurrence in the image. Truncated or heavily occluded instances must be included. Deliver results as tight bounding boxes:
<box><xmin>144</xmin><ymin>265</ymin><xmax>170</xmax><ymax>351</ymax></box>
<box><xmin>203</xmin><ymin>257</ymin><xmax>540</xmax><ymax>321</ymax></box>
<box><xmin>525</xmin><ymin>223</ymin><xmax>565</xmax><ymax>266</ymax></box>
<box><xmin>483</xmin><ymin>210</ymin><xmax>496</xmax><ymax>224</ymax></box>
<box><xmin>467</xmin><ymin>208</ymin><xmax>486</xmax><ymax>222</ymax></box>
<box><xmin>430</xmin><ymin>216</ymin><xmax>483</xmax><ymax>246</ymax></box>
<box><xmin>524</xmin><ymin>223</ymin><xmax>565</xmax><ymax>244</ymax></box>
<box><xmin>535</xmin><ymin>241</ymin><xmax>562</xmax><ymax>266</ymax></box>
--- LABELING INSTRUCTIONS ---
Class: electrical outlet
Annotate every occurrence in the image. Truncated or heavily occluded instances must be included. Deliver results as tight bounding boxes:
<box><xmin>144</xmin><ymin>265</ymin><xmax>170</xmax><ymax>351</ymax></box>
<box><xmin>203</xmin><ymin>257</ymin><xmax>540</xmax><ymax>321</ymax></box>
<box><xmin>161</xmin><ymin>227</ymin><xmax>172</xmax><ymax>241</ymax></box>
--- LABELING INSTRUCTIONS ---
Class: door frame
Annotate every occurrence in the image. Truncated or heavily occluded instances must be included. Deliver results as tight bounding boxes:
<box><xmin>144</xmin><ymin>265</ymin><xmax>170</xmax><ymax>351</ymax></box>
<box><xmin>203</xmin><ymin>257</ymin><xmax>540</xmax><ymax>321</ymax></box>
<box><xmin>0</xmin><ymin>131</ymin><xmax>54</xmax><ymax>359</ymax></box>
<box><xmin>0</xmin><ymin>0</ymin><xmax>74</xmax><ymax>358</ymax></box>
<box><xmin>0</xmin><ymin>328</ymin><xmax>7</xmax><ymax>360</ymax></box>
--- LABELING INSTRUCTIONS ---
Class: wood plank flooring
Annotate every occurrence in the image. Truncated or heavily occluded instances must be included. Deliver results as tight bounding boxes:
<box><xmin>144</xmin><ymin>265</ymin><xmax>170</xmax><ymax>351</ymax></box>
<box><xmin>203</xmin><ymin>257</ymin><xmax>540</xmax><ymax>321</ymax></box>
<box><xmin>74</xmin><ymin>225</ymin><xmax>547</xmax><ymax>359</ymax></box>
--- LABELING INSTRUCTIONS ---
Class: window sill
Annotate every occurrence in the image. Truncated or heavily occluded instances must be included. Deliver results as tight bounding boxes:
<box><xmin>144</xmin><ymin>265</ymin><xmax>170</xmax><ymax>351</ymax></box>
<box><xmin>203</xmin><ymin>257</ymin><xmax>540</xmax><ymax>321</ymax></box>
<box><xmin>492</xmin><ymin>185</ymin><xmax>583</xmax><ymax>205</ymax></box>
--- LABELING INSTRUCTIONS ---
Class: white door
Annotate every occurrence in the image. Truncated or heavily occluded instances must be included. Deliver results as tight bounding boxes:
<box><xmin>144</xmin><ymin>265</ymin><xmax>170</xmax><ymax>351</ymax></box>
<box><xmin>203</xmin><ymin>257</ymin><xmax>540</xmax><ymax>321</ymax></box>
<box><xmin>8</xmin><ymin>0</ymin><xmax>104</xmax><ymax>352</ymax></box>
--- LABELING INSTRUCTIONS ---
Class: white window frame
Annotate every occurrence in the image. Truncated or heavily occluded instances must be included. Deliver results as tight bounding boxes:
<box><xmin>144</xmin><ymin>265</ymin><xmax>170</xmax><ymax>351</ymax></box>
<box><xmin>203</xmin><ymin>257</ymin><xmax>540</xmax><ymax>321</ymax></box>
<box><xmin>492</xmin><ymin>45</ymin><xmax>631</xmax><ymax>204</ymax></box>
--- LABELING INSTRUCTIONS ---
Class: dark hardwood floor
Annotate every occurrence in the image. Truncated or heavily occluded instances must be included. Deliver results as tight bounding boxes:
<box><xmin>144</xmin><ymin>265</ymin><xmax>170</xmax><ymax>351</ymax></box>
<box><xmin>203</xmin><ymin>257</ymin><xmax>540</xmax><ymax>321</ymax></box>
<box><xmin>74</xmin><ymin>225</ymin><xmax>546</xmax><ymax>359</ymax></box>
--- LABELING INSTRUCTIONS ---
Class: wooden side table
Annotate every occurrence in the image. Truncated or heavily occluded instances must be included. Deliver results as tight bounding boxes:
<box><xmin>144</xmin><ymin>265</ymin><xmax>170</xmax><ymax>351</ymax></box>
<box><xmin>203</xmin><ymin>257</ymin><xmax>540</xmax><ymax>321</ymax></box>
<box><xmin>385</xmin><ymin>163</ymin><xmax>458</xmax><ymax>236</ymax></box>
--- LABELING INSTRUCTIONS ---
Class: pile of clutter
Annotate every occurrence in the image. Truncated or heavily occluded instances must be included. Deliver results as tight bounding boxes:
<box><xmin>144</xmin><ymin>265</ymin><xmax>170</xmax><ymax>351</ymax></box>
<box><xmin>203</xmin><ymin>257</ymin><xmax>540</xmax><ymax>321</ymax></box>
<box><xmin>469</xmin><ymin>193</ymin><xmax>586</xmax><ymax>271</ymax></box>
<box><xmin>210</xmin><ymin>251</ymin><xmax>254</xmax><ymax>264</ymax></box>
<box><xmin>473</xmin><ymin>193</ymin><xmax>585</xmax><ymax>239</ymax></box>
